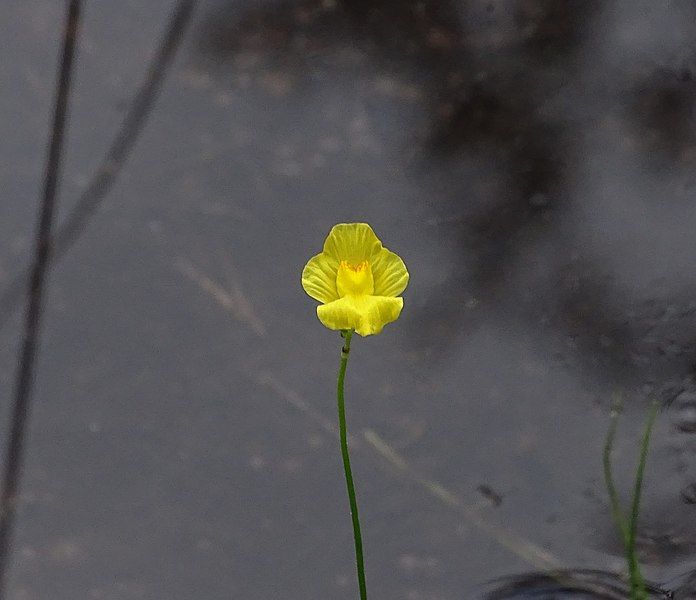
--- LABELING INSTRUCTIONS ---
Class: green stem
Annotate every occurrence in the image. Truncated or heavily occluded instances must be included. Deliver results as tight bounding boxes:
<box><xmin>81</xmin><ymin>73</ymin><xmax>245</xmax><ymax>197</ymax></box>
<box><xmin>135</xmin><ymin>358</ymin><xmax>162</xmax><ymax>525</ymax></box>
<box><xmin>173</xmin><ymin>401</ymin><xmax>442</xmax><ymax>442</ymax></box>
<box><xmin>603</xmin><ymin>401</ymin><xmax>629</xmax><ymax>553</ymax></box>
<box><xmin>336</xmin><ymin>329</ymin><xmax>367</xmax><ymax>600</ymax></box>
<box><xmin>603</xmin><ymin>398</ymin><xmax>659</xmax><ymax>600</ymax></box>
<box><xmin>627</xmin><ymin>401</ymin><xmax>659</xmax><ymax>600</ymax></box>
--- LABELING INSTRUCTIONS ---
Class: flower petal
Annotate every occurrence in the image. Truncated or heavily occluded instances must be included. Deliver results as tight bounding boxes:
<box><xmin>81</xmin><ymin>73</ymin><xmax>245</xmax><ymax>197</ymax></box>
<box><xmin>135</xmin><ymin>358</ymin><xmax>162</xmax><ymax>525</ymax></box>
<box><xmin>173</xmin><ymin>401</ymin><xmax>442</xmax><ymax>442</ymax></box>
<box><xmin>316</xmin><ymin>295</ymin><xmax>404</xmax><ymax>336</ymax></box>
<box><xmin>371</xmin><ymin>247</ymin><xmax>409</xmax><ymax>297</ymax></box>
<box><xmin>301</xmin><ymin>252</ymin><xmax>339</xmax><ymax>303</ymax></box>
<box><xmin>322</xmin><ymin>223</ymin><xmax>382</xmax><ymax>264</ymax></box>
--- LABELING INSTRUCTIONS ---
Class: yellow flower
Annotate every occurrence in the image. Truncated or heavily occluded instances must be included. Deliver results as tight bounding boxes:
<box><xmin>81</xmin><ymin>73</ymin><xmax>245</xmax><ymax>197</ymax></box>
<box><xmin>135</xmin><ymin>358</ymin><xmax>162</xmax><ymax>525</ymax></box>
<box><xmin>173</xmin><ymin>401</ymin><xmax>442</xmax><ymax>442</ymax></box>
<box><xmin>302</xmin><ymin>223</ymin><xmax>409</xmax><ymax>336</ymax></box>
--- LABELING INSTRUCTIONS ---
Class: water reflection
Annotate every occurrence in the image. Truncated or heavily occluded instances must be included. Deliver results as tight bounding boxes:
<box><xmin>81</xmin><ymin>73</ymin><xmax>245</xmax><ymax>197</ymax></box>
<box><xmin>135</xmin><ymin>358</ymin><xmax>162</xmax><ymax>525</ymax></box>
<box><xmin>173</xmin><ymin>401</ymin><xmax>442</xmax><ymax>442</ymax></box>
<box><xmin>4</xmin><ymin>0</ymin><xmax>696</xmax><ymax>598</ymax></box>
<box><xmin>186</xmin><ymin>0</ymin><xmax>696</xmax><ymax>592</ymax></box>
<box><xmin>195</xmin><ymin>0</ymin><xmax>696</xmax><ymax>388</ymax></box>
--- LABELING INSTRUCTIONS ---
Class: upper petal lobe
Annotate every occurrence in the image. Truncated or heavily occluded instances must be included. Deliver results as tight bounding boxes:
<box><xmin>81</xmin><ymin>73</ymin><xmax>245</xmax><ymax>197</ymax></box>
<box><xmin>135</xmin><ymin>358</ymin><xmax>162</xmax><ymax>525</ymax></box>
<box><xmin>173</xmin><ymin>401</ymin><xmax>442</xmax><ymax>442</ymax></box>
<box><xmin>322</xmin><ymin>223</ymin><xmax>382</xmax><ymax>264</ymax></box>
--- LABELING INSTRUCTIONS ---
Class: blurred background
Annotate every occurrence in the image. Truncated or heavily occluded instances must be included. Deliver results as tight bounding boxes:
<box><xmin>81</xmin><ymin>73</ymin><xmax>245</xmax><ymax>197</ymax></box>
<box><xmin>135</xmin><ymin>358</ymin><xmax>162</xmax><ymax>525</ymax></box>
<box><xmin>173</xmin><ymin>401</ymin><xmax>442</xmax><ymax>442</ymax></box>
<box><xmin>3</xmin><ymin>0</ymin><xmax>696</xmax><ymax>598</ymax></box>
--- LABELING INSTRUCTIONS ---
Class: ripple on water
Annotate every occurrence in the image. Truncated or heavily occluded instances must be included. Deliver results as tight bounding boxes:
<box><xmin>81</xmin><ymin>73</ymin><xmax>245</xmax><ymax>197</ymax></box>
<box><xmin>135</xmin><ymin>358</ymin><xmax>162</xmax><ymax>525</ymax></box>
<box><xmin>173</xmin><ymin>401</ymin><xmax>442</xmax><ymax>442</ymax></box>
<box><xmin>670</xmin><ymin>391</ymin><xmax>696</xmax><ymax>433</ymax></box>
<box><xmin>478</xmin><ymin>570</ymin><xmax>673</xmax><ymax>600</ymax></box>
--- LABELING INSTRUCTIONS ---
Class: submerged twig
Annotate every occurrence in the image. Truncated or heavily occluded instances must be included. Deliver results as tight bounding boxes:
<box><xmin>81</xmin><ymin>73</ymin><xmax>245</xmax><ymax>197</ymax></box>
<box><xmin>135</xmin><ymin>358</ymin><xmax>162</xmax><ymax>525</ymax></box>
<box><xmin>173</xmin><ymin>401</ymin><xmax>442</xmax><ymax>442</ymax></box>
<box><xmin>174</xmin><ymin>257</ymin><xmax>266</xmax><ymax>337</ymax></box>
<box><xmin>254</xmin><ymin>368</ymin><xmax>560</xmax><ymax>570</ymax></box>
<box><xmin>364</xmin><ymin>429</ymin><xmax>561</xmax><ymax>572</ymax></box>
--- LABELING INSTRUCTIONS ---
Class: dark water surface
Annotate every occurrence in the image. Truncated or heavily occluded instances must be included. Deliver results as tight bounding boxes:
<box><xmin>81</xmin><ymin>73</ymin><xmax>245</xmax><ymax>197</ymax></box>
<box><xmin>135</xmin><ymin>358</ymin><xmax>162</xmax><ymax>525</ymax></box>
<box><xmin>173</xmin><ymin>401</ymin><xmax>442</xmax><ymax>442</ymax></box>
<box><xmin>4</xmin><ymin>1</ymin><xmax>696</xmax><ymax>598</ymax></box>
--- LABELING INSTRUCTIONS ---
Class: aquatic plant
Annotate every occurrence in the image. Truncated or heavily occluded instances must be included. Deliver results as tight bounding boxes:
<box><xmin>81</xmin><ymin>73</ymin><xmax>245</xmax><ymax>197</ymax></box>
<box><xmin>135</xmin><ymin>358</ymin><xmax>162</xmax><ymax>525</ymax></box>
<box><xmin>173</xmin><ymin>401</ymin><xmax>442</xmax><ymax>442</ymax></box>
<box><xmin>603</xmin><ymin>397</ymin><xmax>659</xmax><ymax>600</ymax></box>
<box><xmin>302</xmin><ymin>223</ymin><xmax>409</xmax><ymax>600</ymax></box>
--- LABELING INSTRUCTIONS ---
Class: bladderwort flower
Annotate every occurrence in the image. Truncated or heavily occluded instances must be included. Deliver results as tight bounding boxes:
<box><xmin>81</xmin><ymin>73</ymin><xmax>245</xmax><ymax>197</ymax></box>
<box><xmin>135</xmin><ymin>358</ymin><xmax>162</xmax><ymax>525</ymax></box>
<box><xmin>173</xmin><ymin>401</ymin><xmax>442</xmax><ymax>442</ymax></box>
<box><xmin>302</xmin><ymin>223</ymin><xmax>409</xmax><ymax>336</ymax></box>
<box><xmin>301</xmin><ymin>223</ymin><xmax>409</xmax><ymax>600</ymax></box>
